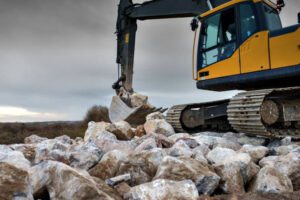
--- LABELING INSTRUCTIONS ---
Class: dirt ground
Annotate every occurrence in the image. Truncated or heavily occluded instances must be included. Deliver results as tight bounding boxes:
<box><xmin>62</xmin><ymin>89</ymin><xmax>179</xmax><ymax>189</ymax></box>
<box><xmin>199</xmin><ymin>191</ymin><xmax>300</xmax><ymax>200</ymax></box>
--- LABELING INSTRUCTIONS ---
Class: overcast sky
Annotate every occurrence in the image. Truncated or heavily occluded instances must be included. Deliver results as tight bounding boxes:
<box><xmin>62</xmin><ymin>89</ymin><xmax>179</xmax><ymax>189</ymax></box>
<box><xmin>0</xmin><ymin>0</ymin><xmax>299</xmax><ymax>122</ymax></box>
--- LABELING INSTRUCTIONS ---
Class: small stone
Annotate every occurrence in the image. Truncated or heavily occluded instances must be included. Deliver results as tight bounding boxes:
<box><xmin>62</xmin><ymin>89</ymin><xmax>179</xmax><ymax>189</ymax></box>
<box><xmin>281</xmin><ymin>136</ymin><xmax>292</xmax><ymax>146</ymax></box>
<box><xmin>134</xmin><ymin>125</ymin><xmax>146</xmax><ymax>137</ymax></box>
<box><xmin>106</xmin><ymin>173</ymin><xmax>131</xmax><ymax>187</ymax></box>
<box><xmin>114</xmin><ymin>182</ymin><xmax>131</xmax><ymax>198</ymax></box>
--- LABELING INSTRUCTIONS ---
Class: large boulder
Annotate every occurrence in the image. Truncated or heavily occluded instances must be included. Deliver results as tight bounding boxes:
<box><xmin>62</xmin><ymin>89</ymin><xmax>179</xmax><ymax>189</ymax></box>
<box><xmin>222</xmin><ymin>132</ymin><xmax>267</xmax><ymax>146</ymax></box>
<box><xmin>214</xmin><ymin>163</ymin><xmax>245</xmax><ymax>194</ymax></box>
<box><xmin>146</xmin><ymin>111</ymin><xmax>165</xmax><ymax>121</ymax></box>
<box><xmin>269</xmin><ymin>145</ymin><xmax>299</xmax><ymax>156</ymax></box>
<box><xmin>130</xmin><ymin>92</ymin><xmax>148</xmax><ymax>107</ymax></box>
<box><xmin>259</xmin><ymin>148</ymin><xmax>300</xmax><ymax>190</ymax></box>
<box><xmin>168</xmin><ymin>133</ymin><xmax>193</xmax><ymax>143</ymax></box>
<box><xmin>134</xmin><ymin>138</ymin><xmax>157</xmax><ymax>152</ymax></box>
<box><xmin>193</xmin><ymin>135</ymin><xmax>241</xmax><ymax>151</ymax></box>
<box><xmin>168</xmin><ymin>140</ymin><xmax>194</xmax><ymax>157</ymax></box>
<box><xmin>124</xmin><ymin>179</ymin><xmax>199</xmax><ymax>200</ymax></box>
<box><xmin>249</xmin><ymin>166</ymin><xmax>293</xmax><ymax>195</ymax></box>
<box><xmin>239</xmin><ymin>144</ymin><xmax>269</xmax><ymax>163</ymax></box>
<box><xmin>144</xmin><ymin>119</ymin><xmax>175</xmax><ymax>137</ymax></box>
<box><xmin>112</xmin><ymin>121</ymin><xmax>134</xmax><ymax>140</ymax></box>
<box><xmin>132</xmin><ymin>132</ymin><xmax>174</xmax><ymax>149</ymax></box>
<box><xmin>29</xmin><ymin>160</ymin><xmax>113</xmax><ymax>199</ymax></box>
<box><xmin>89</xmin><ymin>150</ymin><xmax>128</xmax><ymax>180</ymax></box>
<box><xmin>84</xmin><ymin>121</ymin><xmax>115</xmax><ymax>141</ymax></box>
<box><xmin>153</xmin><ymin>156</ymin><xmax>220</xmax><ymax>195</ymax></box>
<box><xmin>93</xmin><ymin>131</ymin><xmax>135</xmax><ymax>154</ymax></box>
<box><xmin>117</xmin><ymin>148</ymin><xmax>166</xmax><ymax>186</ymax></box>
<box><xmin>0</xmin><ymin>148</ymin><xmax>33</xmax><ymax>200</ymax></box>
<box><xmin>207</xmin><ymin>147</ymin><xmax>259</xmax><ymax>184</ymax></box>
<box><xmin>24</xmin><ymin>134</ymin><xmax>47</xmax><ymax>144</ymax></box>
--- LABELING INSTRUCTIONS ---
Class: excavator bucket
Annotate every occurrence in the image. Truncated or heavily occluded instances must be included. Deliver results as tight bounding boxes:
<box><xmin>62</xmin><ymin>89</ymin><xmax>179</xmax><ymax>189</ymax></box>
<box><xmin>109</xmin><ymin>96</ymin><xmax>167</xmax><ymax>126</ymax></box>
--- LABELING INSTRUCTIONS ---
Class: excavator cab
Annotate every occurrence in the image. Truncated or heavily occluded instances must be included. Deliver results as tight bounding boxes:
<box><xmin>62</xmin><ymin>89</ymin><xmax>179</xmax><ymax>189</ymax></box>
<box><xmin>196</xmin><ymin>0</ymin><xmax>300</xmax><ymax>91</ymax></box>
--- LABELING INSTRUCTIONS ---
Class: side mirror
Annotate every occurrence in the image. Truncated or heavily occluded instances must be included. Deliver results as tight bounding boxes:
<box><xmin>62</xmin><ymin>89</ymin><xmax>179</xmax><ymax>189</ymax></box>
<box><xmin>298</xmin><ymin>12</ymin><xmax>300</xmax><ymax>24</ymax></box>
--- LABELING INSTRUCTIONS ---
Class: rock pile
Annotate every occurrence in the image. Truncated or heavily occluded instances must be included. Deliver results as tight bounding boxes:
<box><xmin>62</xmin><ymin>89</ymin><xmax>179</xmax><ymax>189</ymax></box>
<box><xmin>0</xmin><ymin>112</ymin><xmax>299</xmax><ymax>200</ymax></box>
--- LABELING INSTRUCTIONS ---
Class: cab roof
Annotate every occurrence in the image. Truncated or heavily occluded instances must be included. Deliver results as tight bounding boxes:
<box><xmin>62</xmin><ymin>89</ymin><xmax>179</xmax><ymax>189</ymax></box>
<box><xmin>200</xmin><ymin>0</ymin><xmax>277</xmax><ymax>18</ymax></box>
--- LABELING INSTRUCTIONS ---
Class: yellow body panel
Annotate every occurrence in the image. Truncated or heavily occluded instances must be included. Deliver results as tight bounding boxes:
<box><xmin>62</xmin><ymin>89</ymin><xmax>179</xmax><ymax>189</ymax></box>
<box><xmin>200</xmin><ymin>0</ymin><xmax>275</xmax><ymax>18</ymax></box>
<box><xmin>197</xmin><ymin>50</ymin><xmax>240</xmax><ymax>81</ymax></box>
<box><xmin>270</xmin><ymin>27</ymin><xmax>300</xmax><ymax>69</ymax></box>
<box><xmin>240</xmin><ymin>31</ymin><xmax>270</xmax><ymax>73</ymax></box>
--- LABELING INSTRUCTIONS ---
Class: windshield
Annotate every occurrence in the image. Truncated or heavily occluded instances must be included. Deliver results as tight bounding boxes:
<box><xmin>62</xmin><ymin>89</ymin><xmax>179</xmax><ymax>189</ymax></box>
<box><xmin>263</xmin><ymin>3</ymin><xmax>282</xmax><ymax>31</ymax></box>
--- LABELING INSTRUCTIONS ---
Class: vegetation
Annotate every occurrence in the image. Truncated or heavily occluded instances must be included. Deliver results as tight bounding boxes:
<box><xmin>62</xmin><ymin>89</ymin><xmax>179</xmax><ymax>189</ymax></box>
<box><xmin>83</xmin><ymin>105</ymin><xmax>110</xmax><ymax>124</ymax></box>
<box><xmin>0</xmin><ymin>105</ymin><xmax>110</xmax><ymax>144</ymax></box>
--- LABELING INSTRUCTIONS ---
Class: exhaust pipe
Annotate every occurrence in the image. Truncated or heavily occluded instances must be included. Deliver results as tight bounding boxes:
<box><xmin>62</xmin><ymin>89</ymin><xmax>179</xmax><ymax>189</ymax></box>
<box><xmin>298</xmin><ymin>12</ymin><xmax>300</xmax><ymax>24</ymax></box>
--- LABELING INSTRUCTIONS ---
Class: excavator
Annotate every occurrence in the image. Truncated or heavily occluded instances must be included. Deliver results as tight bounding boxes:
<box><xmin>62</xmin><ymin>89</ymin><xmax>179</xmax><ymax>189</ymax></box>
<box><xmin>110</xmin><ymin>0</ymin><xmax>300</xmax><ymax>139</ymax></box>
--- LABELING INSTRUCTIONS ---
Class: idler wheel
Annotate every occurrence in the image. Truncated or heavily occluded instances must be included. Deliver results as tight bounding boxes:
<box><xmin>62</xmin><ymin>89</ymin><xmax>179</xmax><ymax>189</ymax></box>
<box><xmin>261</xmin><ymin>100</ymin><xmax>280</xmax><ymax>125</ymax></box>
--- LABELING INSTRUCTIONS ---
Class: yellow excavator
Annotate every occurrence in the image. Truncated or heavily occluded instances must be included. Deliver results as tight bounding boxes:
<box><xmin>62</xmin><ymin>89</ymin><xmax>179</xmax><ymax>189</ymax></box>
<box><xmin>110</xmin><ymin>0</ymin><xmax>300</xmax><ymax>139</ymax></box>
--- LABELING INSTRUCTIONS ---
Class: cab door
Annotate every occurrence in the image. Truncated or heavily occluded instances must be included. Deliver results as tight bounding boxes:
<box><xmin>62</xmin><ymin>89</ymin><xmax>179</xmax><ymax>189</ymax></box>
<box><xmin>239</xmin><ymin>3</ymin><xmax>270</xmax><ymax>73</ymax></box>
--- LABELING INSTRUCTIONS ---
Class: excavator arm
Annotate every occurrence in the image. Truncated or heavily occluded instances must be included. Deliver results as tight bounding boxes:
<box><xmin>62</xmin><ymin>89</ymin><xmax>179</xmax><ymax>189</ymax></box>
<box><xmin>113</xmin><ymin>0</ymin><xmax>231</xmax><ymax>94</ymax></box>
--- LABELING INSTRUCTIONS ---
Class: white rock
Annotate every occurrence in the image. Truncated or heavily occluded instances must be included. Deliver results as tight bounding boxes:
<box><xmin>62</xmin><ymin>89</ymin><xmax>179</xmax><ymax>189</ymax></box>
<box><xmin>207</xmin><ymin>147</ymin><xmax>259</xmax><ymax>184</ymax></box>
<box><xmin>69</xmin><ymin>141</ymin><xmax>104</xmax><ymax>170</ymax></box>
<box><xmin>192</xmin><ymin>147</ymin><xmax>208</xmax><ymax>164</ymax></box>
<box><xmin>168</xmin><ymin>133</ymin><xmax>192</xmax><ymax>143</ymax></box>
<box><xmin>168</xmin><ymin>140</ymin><xmax>193</xmax><ymax>158</ymax></box>
<box><xmin>113</xmin><ymin>121</ymin><xmax>134</xmax><ymax>140</ymax></box>
<box><xmin>270</xmin><ymin>145</ymin><xmax>299</xmax><ymax>156</ymax></box>
<box><xmin>144</xmin><ymin>119</ymin><xmax>175</xmax><ymax>137</ymax></box>
<box><xmin>117</xmin><ymin>148</ymin><xmax>167</xmax><ymax>186</ymax></box>
<box><xmin>0</xmin><ymin>149</ymin><xmax>33</xmax><ymax>200</ymax></box>
<box><xmin>259</xmin><ymin>149</ymin><xmax>300</xmax><ymax>190</ymax></box>
<box><xmin>130</xmin><ymin>93</ymin><xmax>148</xmax><ymax>107</ymax></box>
<box><xmin>249</xmin><ymin>166</ymin><xmax>293</xmax><ymax>195</ymax></box>
<box><xmin>146</xmin><ymin>111</ymin><xmax>165</xmax><ymax>121</ymax></box>
<box><xmin>84</xmin><ymin>121</ymin><xmax>115</xmax><ymax>141</ymax></box>
<box><xmin>134</xmin><ymin>138</ymin><xmax>157</xmax><ymax>152</ymax></box>
<box><xmin>193</xmin><ymin>135</ymin><xmax>241</xmax><ymax>150</ymax></box>
<box><xmin>239</xmin><ymin>144</ymin><xmax>269</xmax><ymax>163</ymax></box>
<box><xmin>214</xmin><ymin>163</ymin><xmax>245</xmax><ymax>194</ymax></box>
<box><xmin>24</xmin><ymin>135</ymin><xmax>47</xmax><ymax>144</ymax></box>
<box><xmin>154</xmin><ymin>156</ymin><xmax>220</xmax><ymax>195</ymax></box>
<box><xmin>124</xmin><ymin>179</ymin><xmax>199</xmax><ymax>200</ymax></box>
<box><xmin>89</xmin><ymin>150</ymin><xmax>128</xmax><ymax>180</ymax></box>
<box><xmin>29</xmin><ymin>160</ymin><xmax>113</xmax><ymax>199</ymax></box>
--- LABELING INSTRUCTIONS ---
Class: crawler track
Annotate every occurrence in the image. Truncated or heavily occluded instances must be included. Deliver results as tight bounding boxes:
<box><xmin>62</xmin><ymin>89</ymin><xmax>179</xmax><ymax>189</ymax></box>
<box><xmin>167</xmin><ymin>87</ymin><xmax>300</xmax><ymax>140</ymax></box>
<box><xmin>228</xmin><ymin>87</ymin><xmax>300</xmax><ymax>140</ymax></box>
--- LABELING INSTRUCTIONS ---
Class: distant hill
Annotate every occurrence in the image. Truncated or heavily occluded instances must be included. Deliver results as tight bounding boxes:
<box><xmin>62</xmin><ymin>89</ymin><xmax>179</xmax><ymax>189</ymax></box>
<box><xmin>0</xmin><ymin>121</ymin><xmax>86</xmax><ymax>144</ymax></box>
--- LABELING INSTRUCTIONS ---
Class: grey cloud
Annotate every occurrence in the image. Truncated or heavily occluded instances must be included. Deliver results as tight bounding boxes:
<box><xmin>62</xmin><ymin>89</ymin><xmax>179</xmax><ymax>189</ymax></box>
<box><xmin>0</xmin><ymin>0</ymin><xmax>298</xmax><ymax>121</ymax></box>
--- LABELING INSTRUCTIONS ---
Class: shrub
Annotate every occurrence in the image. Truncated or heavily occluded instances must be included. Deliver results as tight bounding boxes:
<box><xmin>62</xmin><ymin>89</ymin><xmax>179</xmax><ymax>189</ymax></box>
<box><xmin>83</xmin><ymin>105</ymin><xmax>110</xmax><ymax>125</ymax></box>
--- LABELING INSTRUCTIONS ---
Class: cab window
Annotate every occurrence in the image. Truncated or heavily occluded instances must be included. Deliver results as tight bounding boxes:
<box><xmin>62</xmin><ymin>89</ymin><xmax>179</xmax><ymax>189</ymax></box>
<box><xmin>239</xmin><ymin>4</ymin><xmax>258</xmax><ymax>42</ymax></box>
<box><xmin>263</xmin><ymin>3</ymin><xmax>282</xmax><ymax>31</ymax></box>
<box><xmin>199</xmin><ymin>8</ymin><xmax>236</xmax><ymax>69</ymax></box>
